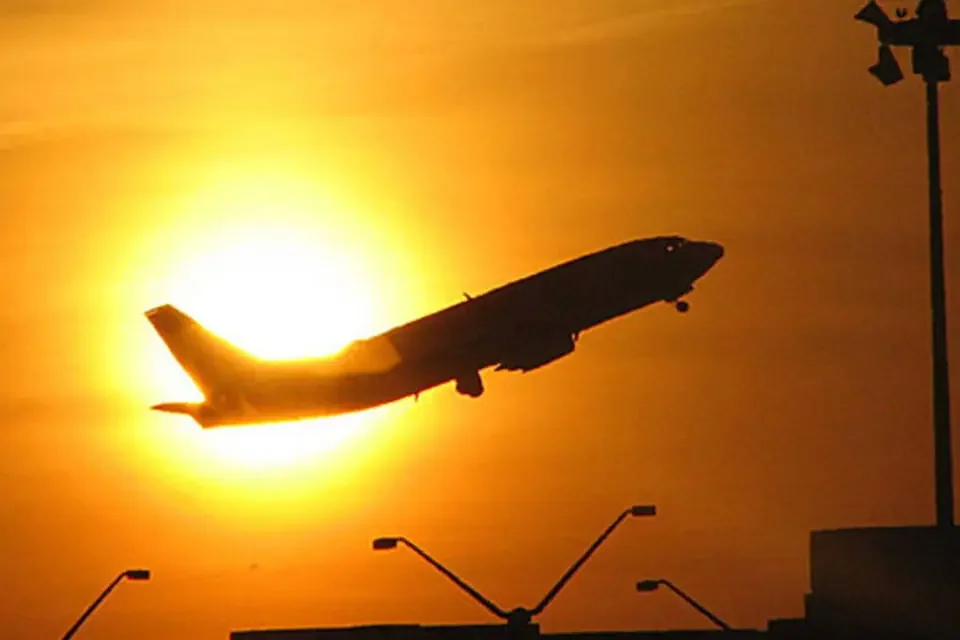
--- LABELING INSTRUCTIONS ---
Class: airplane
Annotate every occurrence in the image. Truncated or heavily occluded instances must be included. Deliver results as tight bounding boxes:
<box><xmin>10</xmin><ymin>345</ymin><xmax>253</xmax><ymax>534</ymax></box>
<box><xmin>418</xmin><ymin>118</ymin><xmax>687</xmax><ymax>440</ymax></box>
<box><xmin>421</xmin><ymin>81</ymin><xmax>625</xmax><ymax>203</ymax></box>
<box><xmin>146</xmin><ymin>235</ymin><xmax>724</xmax><ymax>428</ymax></box>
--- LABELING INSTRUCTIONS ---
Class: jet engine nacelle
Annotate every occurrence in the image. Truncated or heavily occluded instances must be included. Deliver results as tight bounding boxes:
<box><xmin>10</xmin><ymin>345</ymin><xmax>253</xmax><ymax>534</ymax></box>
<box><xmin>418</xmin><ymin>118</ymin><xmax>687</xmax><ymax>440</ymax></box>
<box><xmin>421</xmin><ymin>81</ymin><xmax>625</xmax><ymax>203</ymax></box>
<box><xmin>497</xmin><ymin>333</ymin><xmax>576</xmax><ymax>372</ymax></box>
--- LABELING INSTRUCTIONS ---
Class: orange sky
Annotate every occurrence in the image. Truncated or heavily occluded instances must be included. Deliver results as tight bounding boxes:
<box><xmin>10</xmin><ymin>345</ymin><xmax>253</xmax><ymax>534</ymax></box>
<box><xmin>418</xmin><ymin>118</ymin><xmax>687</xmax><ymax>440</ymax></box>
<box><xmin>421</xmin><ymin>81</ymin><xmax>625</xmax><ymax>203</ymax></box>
<box><xmin>2</xmin><ymin>1</ymin><xmax>960</xmax><ymax>638</ymax></box>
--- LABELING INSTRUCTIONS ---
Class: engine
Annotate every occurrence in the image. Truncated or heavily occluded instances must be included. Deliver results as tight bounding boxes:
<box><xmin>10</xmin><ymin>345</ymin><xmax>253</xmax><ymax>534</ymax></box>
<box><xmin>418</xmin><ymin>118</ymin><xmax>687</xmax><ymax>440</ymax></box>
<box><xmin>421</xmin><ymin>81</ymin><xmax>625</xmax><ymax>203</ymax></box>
<box><xmin>497</xmin><ymin>333</ymin><xmax>576</xmax><ymax>372</ymax></box>
<box><xmin>455</xmin><ymin>371</ymin><xmax>484</xmax><ymax>397</ymax></box>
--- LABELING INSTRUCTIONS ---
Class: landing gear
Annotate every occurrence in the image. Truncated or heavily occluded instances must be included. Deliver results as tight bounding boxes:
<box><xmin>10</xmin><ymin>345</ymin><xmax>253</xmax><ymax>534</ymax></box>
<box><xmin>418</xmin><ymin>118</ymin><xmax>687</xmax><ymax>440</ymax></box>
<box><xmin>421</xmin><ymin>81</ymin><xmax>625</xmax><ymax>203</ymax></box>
<box><xmin>455</xmin><ymin>371</ymin><xmax>484</xmax><ymax>397</ymax></box>
<box><xmin>666</xmin><ymin>289</ymin><xmax>692</xmax><ymax>313</ymax></box>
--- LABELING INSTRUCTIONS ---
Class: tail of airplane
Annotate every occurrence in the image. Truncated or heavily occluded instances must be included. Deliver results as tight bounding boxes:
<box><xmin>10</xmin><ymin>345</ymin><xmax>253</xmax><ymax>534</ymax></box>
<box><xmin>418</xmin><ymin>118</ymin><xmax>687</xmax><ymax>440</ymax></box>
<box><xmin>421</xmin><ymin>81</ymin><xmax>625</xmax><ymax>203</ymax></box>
<box><xmin>144</xmin><ymin>304</ymin><xmax>259</xmax><ymax>400</ymax></box>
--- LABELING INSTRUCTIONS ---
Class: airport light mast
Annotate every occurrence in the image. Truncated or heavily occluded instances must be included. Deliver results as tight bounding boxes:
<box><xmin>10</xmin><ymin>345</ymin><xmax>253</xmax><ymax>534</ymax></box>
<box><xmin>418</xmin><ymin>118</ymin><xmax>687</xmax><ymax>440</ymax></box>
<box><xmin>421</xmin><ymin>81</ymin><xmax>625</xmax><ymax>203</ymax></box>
<box><xmin>60</xmin><ymin>569</ymin><xmax>151</xmax><ymax>640</ymax></box>
<box><xmin>856</xmin><ymin>0</ymin><xmax>960</xmax><ymax>528</ymax></box>
<box><xmin>372</xmin><ymin>504</ymin><xmax>656</xmax><ymax>626</ymax></box>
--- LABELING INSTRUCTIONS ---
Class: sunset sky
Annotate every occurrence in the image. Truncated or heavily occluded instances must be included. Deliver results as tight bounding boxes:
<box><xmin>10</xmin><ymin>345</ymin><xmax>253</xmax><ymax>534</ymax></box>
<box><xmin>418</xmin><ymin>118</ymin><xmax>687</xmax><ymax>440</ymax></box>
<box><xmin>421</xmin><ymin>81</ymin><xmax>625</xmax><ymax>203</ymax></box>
<box><xmin>2</xmin><ymin>1</ymin><xmax>960</xmax><ymax>638</ymax></box>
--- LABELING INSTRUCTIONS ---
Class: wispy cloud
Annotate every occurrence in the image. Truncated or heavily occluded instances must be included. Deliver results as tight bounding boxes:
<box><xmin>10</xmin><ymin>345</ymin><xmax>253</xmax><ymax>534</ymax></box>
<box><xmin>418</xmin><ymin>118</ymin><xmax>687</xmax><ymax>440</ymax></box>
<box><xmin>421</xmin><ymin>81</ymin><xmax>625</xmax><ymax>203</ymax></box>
<box><xmin>0</xmin><ymin>0</ymin><xmax>771</xmax><ymax>138</ymax></box>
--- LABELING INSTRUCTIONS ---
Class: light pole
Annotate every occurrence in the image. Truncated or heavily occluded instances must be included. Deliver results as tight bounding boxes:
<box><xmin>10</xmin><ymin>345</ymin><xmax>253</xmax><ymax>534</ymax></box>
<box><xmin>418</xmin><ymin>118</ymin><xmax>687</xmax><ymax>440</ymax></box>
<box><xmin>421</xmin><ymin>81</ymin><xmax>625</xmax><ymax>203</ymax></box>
<box><xmin>373</xmin><ymin>504</ymin><xmax>657</xmax><ymax>626</ymax></box>
<box><xmin>372</xmin><ymin>536</ymin><xmax>511</xmax><ymax>621</ymax></box>
<box><xmin>635</xmin><ymin>578</ymin><xmax>731</xmax><ymax>632</ymax></box>
<box><xmin>61</xmin><ymin>569</ymin><xmax>151</xmax><ymax>640</ymax></box>
<box><xmin>855</xmin><ymin>0</ymin><xmax>960</xmax><ymax>529</ymax></box>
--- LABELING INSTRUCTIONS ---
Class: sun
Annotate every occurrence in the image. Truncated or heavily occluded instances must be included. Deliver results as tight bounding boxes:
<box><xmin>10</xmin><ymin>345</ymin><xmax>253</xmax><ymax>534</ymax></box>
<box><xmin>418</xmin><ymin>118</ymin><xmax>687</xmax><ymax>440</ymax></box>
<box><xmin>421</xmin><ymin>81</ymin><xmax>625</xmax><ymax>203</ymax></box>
<box><xmin>165</xmin><ymin>223</ymin><xmax>375</xmax><ymax>361</ymax></box>
<box><xmin>154</xmin><ymin>224</ymin><xmax>384</xmax><ymax>472</ymax></box>
<box><xmin>129</xmin><ymin>155</ymin><xmax>413</xmax><ymax>473</ymax></box>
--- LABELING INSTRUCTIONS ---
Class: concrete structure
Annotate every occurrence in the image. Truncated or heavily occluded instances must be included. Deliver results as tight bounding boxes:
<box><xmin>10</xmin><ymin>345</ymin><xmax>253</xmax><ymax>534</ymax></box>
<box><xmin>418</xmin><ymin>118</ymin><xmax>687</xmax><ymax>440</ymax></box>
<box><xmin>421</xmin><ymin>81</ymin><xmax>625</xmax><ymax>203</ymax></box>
<box><xmin>231</xmin><ymin>625</ymin><xmax>763</xmax><ymax>640</ymax></box>
<box><xmin>231</xmin><ymin>624</ymin><xmax>540</xmax><ymax>640</ymax></box>
<box><xmin>802</xmin><ymin>526</ymin><xmax>960</xmax><ymax>638</ymax></box>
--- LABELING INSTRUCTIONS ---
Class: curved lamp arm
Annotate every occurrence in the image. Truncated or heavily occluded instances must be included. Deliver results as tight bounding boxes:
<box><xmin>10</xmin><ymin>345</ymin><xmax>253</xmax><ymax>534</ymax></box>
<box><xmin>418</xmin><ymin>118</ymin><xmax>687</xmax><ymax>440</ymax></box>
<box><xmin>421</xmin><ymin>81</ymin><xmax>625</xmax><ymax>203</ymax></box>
<box><xmin>636</xmin><ymin>578</ymin><xmax>731</xmax><ymax>631</ymax></box>
<box><xmin>61</xmin><ymin>569</ymin><xmax>151</xmax><ymax>640</ymax></box>
<box><xmin>373</xmin><ymin>537</ymin><xmax>508</xmax><ymax>620</ymax></box>
<box><xmin>529</xmin><ymin>504</ymin><xmax>656</xmax><ymax>617</ymax></box>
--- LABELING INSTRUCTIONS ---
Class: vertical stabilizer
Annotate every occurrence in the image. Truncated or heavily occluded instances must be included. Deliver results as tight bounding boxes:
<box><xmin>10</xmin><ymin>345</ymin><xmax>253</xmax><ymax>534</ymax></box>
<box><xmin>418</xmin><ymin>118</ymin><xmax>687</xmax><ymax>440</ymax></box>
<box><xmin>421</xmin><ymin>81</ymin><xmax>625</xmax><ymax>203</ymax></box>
<box><xmin>145</xmin><ymin>304</ymin><xmax>257</xmax><ymax>398</ymax></box>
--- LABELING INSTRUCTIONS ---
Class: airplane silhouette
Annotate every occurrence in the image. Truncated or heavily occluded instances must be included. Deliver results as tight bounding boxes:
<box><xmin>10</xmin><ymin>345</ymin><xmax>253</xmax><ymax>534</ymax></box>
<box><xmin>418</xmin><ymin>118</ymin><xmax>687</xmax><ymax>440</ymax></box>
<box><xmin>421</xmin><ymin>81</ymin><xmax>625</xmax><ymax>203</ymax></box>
<box><xmin>146</xmin><ymin>236</ymin><xmax>723</xmax><ymax>427</ymax></box>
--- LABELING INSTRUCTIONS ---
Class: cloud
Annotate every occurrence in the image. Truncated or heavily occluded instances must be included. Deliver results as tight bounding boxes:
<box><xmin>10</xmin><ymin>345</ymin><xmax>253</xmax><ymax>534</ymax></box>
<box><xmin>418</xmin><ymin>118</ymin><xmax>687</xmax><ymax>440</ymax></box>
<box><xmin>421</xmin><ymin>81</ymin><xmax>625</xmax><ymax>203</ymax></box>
<box><xmin>0</xmin><ymin>0</ymin><xmax>774</xmax><ymax>138</ymax></box>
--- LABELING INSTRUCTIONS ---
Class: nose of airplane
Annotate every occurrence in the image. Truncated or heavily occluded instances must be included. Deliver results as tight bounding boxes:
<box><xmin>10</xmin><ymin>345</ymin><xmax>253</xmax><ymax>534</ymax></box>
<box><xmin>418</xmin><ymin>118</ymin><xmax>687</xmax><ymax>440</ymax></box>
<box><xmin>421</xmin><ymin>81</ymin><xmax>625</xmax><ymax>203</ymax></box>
<box><xmin>705</xmin><ymin>241</ymin><xmax>724</xmax><ymax>261</ymax></box>
<box><xmin>692</xmin><ymin>240</ymin><xmax>724</xmax><ymax>277</ymax></box>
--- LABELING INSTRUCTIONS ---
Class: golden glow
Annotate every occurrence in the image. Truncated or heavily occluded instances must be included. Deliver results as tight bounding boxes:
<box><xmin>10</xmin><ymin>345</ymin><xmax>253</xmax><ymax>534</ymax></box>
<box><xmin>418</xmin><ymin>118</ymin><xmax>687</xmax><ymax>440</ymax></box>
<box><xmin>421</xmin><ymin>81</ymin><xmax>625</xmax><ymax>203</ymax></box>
<box><xmin>152</xmin><ymin>404</ymin><xmax>410</xmax><ymax>478</ymax></box>
<box><xmin>199</xmin><ymin>415</ymin><xmax>369</xmax><ymax>470</ymax></box>
<box><xmin>122</xmin><ymin>153</ymin><xmax>417</xmax><ymax>474</ymax></box>
<box><xmin>163</xmin><ymin>223</ymin><xmax>375</xmax><ymax>361</ymax></box>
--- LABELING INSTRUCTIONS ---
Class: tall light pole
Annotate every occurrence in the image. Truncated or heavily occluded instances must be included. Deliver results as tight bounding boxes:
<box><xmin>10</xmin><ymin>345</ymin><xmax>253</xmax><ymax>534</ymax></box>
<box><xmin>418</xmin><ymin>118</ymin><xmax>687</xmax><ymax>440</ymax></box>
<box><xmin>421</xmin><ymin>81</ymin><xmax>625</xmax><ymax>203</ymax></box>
<box><xmin>856</xmin><ymin>0</ymin><xmax>960</xmax><ymax>529</ymax></box>
<box><xmin>61</xmin><ymin>569</ymin><xmax>151</xmax><ymax>640</ymax></box>
<box><xmin>635</xmin><ymin>579</ymin><xmax>731</xmax><ymax>632</ymax></box>
<box><xmin>372</xmin><ymin>504</ymin><xmax>657</xmax><ymax>626</ymax></box>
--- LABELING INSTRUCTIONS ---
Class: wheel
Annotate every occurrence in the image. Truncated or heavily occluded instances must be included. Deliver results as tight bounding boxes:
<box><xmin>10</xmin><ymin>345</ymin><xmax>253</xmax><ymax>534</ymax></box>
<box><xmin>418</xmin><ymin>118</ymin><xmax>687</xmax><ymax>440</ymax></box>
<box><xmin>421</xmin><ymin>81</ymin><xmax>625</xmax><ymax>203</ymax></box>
<box><xmin>676</xmin><ymin>300</ymin><xmax>689</xmax><ymax>313</ymax></box>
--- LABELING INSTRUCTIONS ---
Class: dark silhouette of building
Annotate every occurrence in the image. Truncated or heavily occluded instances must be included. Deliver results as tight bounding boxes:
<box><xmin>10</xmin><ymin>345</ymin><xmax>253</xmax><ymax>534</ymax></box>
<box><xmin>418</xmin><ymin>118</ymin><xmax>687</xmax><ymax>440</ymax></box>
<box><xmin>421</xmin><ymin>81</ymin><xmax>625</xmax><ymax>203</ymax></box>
<box><xmin>230</xmin><ymin>624</ymin><xmax>765</xmax><ymax>640</ymax></box>
<box><xmin>231</xmin><ymin>624</ymin><xmax>540</xmax><ymax>640</ymax></box>
<box><xmin>801</xmin><ymin>526</ymin><xmax>960</xmax><ymax>638</ymax></box>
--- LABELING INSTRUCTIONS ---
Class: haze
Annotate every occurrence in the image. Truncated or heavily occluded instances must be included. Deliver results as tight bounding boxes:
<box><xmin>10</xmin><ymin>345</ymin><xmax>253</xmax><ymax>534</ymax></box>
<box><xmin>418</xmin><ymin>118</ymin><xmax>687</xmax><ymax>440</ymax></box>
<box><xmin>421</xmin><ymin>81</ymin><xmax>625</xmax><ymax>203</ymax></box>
<box><xmin>1</xmin><ymin>1</ymin><xmax>959</xmax><ymax>638</ymax></box>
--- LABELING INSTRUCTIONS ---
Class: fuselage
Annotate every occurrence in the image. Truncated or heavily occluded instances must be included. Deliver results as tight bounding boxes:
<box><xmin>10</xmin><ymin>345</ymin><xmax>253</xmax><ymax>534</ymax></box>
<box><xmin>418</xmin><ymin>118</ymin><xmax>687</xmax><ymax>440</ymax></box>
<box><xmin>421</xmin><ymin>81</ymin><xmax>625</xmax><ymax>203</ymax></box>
<box><xmin>146</xmin><ymin>236</ymin><xmax>723</xmax><ymax>427</ymax></box>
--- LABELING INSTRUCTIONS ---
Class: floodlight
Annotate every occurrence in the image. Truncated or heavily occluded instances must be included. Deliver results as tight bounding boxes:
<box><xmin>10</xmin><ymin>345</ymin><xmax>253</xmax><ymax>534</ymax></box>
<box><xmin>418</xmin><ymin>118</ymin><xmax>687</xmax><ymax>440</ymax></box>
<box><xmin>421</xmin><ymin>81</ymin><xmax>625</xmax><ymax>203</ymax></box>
<box><xmin>870</xmin><ymin>45</ymin><xmax>905</xmax><ymax>85</ymax></box>
<box><xmin>635</xmin><ymin>579</ymin><xmax>660</xmax><ymax>592</ymax></box>
<box><xmin>372</xmin><ymin>537</ymin><xmax>400</xmax><ymax>550</ymax></box>
<box><xmin>124</xmin><ymin>569</ymin><xmax>151</xmax><ymax>581</ymax></box>
<box><xmin>856</xmin><ymin>0</ymin><xmax>893</xmax><ymax>30</ymax></box>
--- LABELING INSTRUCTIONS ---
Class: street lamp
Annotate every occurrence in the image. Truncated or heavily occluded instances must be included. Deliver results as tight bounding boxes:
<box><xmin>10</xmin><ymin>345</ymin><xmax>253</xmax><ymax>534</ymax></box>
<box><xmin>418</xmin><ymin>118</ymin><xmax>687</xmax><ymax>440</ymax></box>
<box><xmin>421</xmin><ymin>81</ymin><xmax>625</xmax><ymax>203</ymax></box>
<box><xmin>373</xmin><ymin>504</ymin><xmax>656</xmax><ymax>626</ymax></box>
<box><xmin>61</xmin><ymin>569</ymin><xmax>151</xmax><ymax>640</ymax></box>
<box><xmin>855</xmin><ymin>0</ymin><xmax>960</xmax><ymax>529</ymax></box>
<box><xmin>371</xmin><ymin>536</ymin><xmax>510</xmax><ymax>621</ymax></box>
<box><xmin>635</xmin><ymin>578</ymin><xmax>731</xmax><ymax>632</ymax></box>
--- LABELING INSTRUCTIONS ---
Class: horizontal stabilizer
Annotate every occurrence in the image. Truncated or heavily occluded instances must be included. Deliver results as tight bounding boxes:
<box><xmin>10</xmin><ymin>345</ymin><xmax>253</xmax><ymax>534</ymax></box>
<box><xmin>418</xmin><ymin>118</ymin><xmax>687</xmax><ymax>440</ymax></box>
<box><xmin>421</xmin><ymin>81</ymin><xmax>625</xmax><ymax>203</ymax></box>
<box><xmin>151</xmin><ymin>402</ymin><xmax>202</xmax><ymax>416</ymax></box>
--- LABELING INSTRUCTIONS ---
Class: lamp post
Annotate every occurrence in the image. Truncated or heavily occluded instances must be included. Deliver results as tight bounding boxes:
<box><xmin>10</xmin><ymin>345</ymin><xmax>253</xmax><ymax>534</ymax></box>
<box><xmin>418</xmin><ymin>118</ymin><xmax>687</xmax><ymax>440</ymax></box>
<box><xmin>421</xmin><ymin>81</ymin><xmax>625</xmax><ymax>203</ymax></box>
<box><xmin>855</xmin><ymin>0</ymin><xmax>960</xmax><ymax>529</ymax></box>
<box><xmin>372</xmin><ymin>536</ymin><xmax>511</xmax><ymax>621</ymax></box>
<box><xmin>635</xmin><ymin>578</ymin><xmax>731</xmax><ymax>632</ymax></box>
<box><xmin>61</xmin><ymin>569</ymin><xmax>151</xmax><ymax>640</ymax></box>
<box><xmin>373</xmin><ymin>504</ymin><xmax>656</xmax><ymax>626</ymax></box>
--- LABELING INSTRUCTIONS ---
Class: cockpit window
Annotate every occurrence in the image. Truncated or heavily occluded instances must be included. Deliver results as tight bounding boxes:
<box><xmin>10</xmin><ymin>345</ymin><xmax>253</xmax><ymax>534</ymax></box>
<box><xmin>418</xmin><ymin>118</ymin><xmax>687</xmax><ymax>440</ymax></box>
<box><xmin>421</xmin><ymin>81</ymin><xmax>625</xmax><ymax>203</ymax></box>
<box><xmin>664</xmin><ymin>237</ymin><xmax>686</xmax><ymax>253</ymax></box>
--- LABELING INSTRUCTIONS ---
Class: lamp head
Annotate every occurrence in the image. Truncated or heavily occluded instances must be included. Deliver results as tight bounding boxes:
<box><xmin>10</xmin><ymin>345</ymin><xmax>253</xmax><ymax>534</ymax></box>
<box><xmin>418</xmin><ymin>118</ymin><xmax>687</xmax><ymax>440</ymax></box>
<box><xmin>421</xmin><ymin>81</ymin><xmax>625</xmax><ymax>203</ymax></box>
<box><xmin>635</xmin><ymin>579</ymin><xmax>662</xmax><ymax>592</ymax></box>
<box><xmin>124</xmin><ymin>569</ymin><xmax>151</xmax><ymax>581</ymax></box>
<box><xmin>629</xmin><ymin>505</ymin><xmax>657</xmax><ymax>517</ymax></box>
<box><xmin>870</xmin><ymin>44</ymin><xmax>905</xmax><ymax>85</ymax></box>
<box><xmin>856</xmin><ymin>1</ymin><xmax>895</xmax><ymax>30</ymax></box>
<box><xmin>372</xmin><ymin>537</ymin><xmax>401</xmax><ymax>551</ymax></box>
